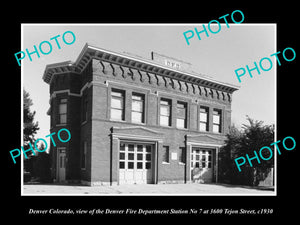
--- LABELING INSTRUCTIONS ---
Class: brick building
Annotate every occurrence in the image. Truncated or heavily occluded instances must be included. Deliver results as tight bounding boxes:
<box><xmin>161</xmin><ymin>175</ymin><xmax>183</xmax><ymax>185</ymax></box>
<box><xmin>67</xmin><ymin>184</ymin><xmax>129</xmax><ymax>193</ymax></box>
<box><xmin>42</xmin><ymin>44</ymin><xmax>239</xmax><ymax>185</ymax></box>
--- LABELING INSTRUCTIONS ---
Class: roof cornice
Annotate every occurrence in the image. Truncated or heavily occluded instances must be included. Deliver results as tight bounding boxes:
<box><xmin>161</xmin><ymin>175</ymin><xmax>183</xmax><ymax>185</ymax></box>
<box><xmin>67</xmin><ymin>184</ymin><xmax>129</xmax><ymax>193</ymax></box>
<box><xmin>43</xmin><ymin>43</ymin><xmax>239</xmax><ymax>93</ymax></box>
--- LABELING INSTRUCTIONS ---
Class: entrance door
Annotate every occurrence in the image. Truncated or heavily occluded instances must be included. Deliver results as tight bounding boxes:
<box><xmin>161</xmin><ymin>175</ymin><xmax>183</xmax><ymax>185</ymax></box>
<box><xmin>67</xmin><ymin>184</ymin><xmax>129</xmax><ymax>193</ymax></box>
<box><xmin>191</xmin><ymin>148</ymin><xmax>213</xmax><ymax>183</ymax></box>
<box><xmin>57</xmin><ymin>148</ymin><xmax>66</xmax><ymax>182</ymax></box>
<box><xmin>119</xmin><ymin>143</ymin><xmax>153</xmax><ymax>184</ymax></box>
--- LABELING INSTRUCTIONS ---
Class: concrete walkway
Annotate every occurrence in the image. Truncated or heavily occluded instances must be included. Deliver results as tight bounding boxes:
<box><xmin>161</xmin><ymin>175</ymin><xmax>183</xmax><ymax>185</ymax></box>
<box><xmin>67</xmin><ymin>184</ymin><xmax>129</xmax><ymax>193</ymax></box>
<box><xmin>23</xmin><ymin>183</ymin><xmax>275</xmax><ymax>195</ymax></box>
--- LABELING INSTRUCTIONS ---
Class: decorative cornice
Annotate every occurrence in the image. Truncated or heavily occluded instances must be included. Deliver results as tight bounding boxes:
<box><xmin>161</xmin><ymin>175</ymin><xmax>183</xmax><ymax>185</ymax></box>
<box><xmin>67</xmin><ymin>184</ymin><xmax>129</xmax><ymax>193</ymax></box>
<box><xmin>43</xmin><ymin>43</ymin><xmax>239</xmax><ymax>93</ymax></box>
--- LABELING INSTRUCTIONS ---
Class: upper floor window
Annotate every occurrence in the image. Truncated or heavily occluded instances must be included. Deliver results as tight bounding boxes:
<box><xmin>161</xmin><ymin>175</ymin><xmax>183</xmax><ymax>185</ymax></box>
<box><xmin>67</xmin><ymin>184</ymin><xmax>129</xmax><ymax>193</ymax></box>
<box><xmin>160</xmin><ymin>98</ymin><xmax>172</xmax><ymax>127</ymax></box>
<box><xmin>132</xmin><ymin>93</ymin><xmax>145</xmax><ymax>123</ymax></box>
<box><xmin>176</xmin><ymin>101</ymin><xmax>187</xmax><ymax>129</ymax></box>
<box><xmin>199</xmin><ymin>106</ymin><xmax>208</xmax><ymax>132</ymax></box>
<box><xmin>213</xmin><ymin>109</ymin><xmax>222</xmax><ymax>133</ymax></box>
<box><xmin>59</xmin><ymin>98</ymin><xmax>67</xmax><ymax>124</ymax></box>
<box><xmin>111</xmin><ymin>89</ymin><xmax>125</xmax><ymax>121</ymax></box>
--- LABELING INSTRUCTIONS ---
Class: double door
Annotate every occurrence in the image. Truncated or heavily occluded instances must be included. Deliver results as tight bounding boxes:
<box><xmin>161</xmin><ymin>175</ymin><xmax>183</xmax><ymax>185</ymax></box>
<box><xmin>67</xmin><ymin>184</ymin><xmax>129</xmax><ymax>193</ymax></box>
<box><xmin>191</xmin><ymin>148</ymin><xmax>213</xmax><ymax>183</ymax></box>
<box><xmin>119</xmin><ymin>143</ymin><xmax>153</xmax><ymax>184</ymax></box>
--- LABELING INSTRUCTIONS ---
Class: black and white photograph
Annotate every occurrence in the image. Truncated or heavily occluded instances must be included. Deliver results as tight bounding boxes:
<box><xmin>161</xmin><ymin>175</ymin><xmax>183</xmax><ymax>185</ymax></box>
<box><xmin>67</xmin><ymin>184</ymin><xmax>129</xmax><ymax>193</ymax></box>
<box><xmin>21</xmin><ymin>24</ymin><xmax>276</xmax><ymax>195</ymax></box>
<box><xmin>4</xmin><ymin>5</ymin><xmax>299</xmax><ymax>220</ymax></box>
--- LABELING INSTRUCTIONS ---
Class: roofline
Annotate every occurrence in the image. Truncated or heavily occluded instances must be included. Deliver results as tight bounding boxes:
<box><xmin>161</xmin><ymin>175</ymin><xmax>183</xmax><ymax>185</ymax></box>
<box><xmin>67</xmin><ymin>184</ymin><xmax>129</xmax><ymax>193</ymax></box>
<box><xmin>43</xmin><ymin>43</ymin><xmax>240</xmax><ymax>92</ymax></box>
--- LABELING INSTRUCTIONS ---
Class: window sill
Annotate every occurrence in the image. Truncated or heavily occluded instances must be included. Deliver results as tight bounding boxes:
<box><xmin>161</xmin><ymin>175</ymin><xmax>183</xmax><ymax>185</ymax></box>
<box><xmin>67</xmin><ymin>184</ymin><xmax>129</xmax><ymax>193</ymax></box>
<box><xmin>176</xmin><ymin>127</ymin><xmax>188</xmax><ymax>131</ymax></box>
<box><xmin>162</xmin><ymin>162</ymin><xmax>170</xmax><ymax>165</ymax></box>
<box><xmin>131</xmin><ymin>121</ymin><xmax>146</xmax><ymax>125</ymax></box>
<box><xmin>178</xmin><ymin>162</ymin><xmax>185</xmax><ymax>165</ymax></box>
<box><xmin>160</xmin><ymin>124</ymin><xmax>172</xmax><ymax>128</ymax></box>
<box><xmin>110</xmin><ymin>118</ymin><xmax>126</xmax><ymax>123</ymax></box>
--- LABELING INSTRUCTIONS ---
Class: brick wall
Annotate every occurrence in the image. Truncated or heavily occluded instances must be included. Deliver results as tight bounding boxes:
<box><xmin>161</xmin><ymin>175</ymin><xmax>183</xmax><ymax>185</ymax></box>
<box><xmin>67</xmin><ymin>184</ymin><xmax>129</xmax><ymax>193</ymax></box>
<box><xmin>88</xmin><ymin>57</ymin><xmax>233</xmax><ymax>184</ymax></box>
<box><xmin>47</xmin><ymin>53</ymin><xmax>235</xmax><ymax>185</ymax></box>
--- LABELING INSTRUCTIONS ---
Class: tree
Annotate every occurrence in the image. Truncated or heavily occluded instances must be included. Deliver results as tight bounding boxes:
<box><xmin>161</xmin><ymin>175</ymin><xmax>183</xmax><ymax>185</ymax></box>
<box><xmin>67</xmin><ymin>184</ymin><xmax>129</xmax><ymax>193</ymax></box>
<box><xmin>23</xmin><ymin>89</ymin><xmax>39</xmax><ymax>154</ymax></box>
<box><xmin>219</xmin><ymin>116</ymin><xmax>274</xmax><ymax>186</ymax></box>
<box><xmin>23</xmin><ymin>89</ymin><xmax>39</xmax><ymax>179</ymax></box>
<box><xmin>32</xmin><ymin>142</ymin><xmax>51</xmax><ymax>183</ymax></box>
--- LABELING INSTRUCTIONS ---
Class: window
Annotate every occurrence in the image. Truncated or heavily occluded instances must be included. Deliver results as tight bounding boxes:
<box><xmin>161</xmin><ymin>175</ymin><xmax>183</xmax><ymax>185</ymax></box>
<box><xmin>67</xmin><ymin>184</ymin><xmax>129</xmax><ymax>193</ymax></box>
<box><xmin>199</xmin><ymin>106</ymin><xmax>208</xmax><ymax>131</ymax></box>
<box><xmin>176</xmin><ymin>101</ymin><xmax>187</xmax><ymax>129</ymax></box>
<box><xmin>81</xmin><ymin>141</ymin><xmax>87</xmax><ymax>169</ymax></box>
<box><xmin>132</xmin><ymin>93</ymin><xmax>145</xmax><ymax>123</ymax></box>
<box><xmin>111</xmin><ymin>89</ymin><xmax>125</xmax><ymax>121</ymax></box>
<box><xmin>59</xmin><ymin>98</ymin><xmax>67</xmax><ymax>124</ymax></box>
<box><xmin>179</xmin><ymin>147</ymin><xmax>186</xmax><ymax>164</ymax></box>
<box><xmin>160</xmin><ymin>98</ymin><xmax>172</xmax><ymax>126</ymax></box>
<box><xmin>213</xmin><ymin>109</ymin><xmax>222</xmax><ymax>133</ymax></box>
<box><xmin>162</xmin><ymin>146</ymin><xmax>170</xmax><ymax>163</ymax></box>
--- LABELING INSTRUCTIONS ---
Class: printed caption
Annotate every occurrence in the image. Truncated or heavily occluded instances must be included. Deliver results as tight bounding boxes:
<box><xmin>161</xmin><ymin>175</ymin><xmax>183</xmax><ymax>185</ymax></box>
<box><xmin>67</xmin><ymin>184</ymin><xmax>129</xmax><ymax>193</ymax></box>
<box><xmin>28</xmin><ymin>208</ymin><xmax>274</xmax><ymax>216</ymax></box>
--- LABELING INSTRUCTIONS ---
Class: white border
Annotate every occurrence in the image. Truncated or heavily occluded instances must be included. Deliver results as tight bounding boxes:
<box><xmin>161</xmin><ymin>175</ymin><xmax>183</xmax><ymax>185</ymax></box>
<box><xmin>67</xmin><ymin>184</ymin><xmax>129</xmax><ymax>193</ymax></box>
<box><xmin>21</xmin><ymin>23</ymin><xmax>277</xmax><ymax>197</ymax></box>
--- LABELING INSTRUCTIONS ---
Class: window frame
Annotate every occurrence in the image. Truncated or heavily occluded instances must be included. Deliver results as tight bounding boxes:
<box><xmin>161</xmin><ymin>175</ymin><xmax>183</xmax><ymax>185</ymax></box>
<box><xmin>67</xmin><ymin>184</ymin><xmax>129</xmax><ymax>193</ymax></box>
<box><xmin>58</xmin><ymin>98</ymin><xmax>67</xmax><ymax>124</ymax></box>
<box><xmin>176</xmin><ymin>101</ymin><xmax>187</xmax><ymax>129</ymax></box>
<box><xmin>160</xmin><ymin>98</ymin><xmax>172</xmax><ymax>127</ymax></box>
<box><xmin>131</xmin><ymin>92</ymin><xmax>145</xmax><ymax>124</ymax></box>
<box><xmin>110</xmin><ymin>88</ymin><xmax>125</xmax><ymax>121</ymax></box>
<box><xmin>199</xmin><ymin>106</ymin><xmax>209</xmax><ymax>132</ymax></box>
<box><xmin>213</xmin><ymin>108</ymin><xmax>222</xmax><ymax>133</ymax></box>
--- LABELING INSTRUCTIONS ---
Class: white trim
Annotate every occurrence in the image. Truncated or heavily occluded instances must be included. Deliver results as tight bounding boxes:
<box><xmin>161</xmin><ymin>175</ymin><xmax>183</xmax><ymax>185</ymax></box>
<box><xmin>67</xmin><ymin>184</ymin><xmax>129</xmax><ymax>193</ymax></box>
<box><xmin>186</xmin><ymin>133</ymin><xmax>225</xmax><ymax>141</ymax></box>
<box><xmin>112</xmin><ymin>133</ymin><xmax>163</xmax><ymax>142</ymax></box>
<box><xmin>186</xmin><ymin>142</ymin><xmax>223</xmax><ymax>148</ymax></box>
<box><xmin>50</xmin><ymin>80</ymin><xmax>107</xmax><ymax>100</ymax></box>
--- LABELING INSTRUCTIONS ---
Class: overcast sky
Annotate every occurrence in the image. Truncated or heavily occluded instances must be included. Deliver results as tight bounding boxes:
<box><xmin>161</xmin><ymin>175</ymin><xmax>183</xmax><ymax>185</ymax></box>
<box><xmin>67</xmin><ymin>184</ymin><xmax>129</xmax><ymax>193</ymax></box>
<box><xmin>22</xmin><ymin>24</ymin><xmax>276</xmax><ymax>141</ymax></box>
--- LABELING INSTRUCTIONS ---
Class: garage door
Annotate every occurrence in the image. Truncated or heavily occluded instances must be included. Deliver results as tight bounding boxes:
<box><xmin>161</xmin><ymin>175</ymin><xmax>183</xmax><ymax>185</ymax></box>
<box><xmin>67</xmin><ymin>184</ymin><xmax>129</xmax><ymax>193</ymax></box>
<box><xmin>119</xmin><ymin>143</ymin><xmax>153</xmax><ymax>184</ymax></box>
<box><xmin>191</xmin><ymin>148</ymin><xmax>213</xmax><ymax>183</ymax></box>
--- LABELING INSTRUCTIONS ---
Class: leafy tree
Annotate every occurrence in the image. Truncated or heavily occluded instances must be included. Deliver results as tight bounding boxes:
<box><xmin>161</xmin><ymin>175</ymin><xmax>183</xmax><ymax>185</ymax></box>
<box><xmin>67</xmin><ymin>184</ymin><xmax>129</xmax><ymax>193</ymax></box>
<box><xmin>23</xmin><ymin>89</ymin><xmax>39</xmax><ymax>154</ymax></box>
<box><xmin>23</xmin><ymin>89</ymin><xmax>39</xmax><ymax>179</ymax></box>
<box><xmin>219</xmin><ymin>116</ymin><xmax>274</xmax><ymax>186</ymax></box>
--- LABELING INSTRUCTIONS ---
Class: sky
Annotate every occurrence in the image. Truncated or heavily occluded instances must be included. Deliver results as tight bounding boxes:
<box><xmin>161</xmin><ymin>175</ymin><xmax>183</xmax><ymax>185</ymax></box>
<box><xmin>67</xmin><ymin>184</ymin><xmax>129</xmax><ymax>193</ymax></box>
<box><xmin>22</xmin><ymin>24</ymin><xmax>276</xmax><ymax>141</ymax></box>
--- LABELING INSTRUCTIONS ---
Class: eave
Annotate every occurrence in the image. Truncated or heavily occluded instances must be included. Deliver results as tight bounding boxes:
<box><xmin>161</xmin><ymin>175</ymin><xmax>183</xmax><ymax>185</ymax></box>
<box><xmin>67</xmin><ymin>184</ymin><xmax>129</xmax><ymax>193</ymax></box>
<box><xmin>43</xmin><ymin>43</ymin><xmax>239</xmax><ymax>93</ymax></box>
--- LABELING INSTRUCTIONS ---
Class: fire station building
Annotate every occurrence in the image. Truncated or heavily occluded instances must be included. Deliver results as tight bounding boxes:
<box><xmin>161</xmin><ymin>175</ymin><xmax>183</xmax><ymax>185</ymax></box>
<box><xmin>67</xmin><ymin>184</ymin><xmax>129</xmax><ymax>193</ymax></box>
<box><xmin>42</xmin><ymin>44</ymin><xmax>239</xmax><ymax>185</ymax></box>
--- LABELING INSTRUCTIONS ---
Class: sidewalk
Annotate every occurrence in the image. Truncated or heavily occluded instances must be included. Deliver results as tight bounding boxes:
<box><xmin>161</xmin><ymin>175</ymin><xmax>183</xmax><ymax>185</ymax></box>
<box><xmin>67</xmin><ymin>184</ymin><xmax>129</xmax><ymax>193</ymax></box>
<box><xmin>22</xmin><ymin>182</ymin><xmax>275</xmax><ymax>195</ymax></box>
